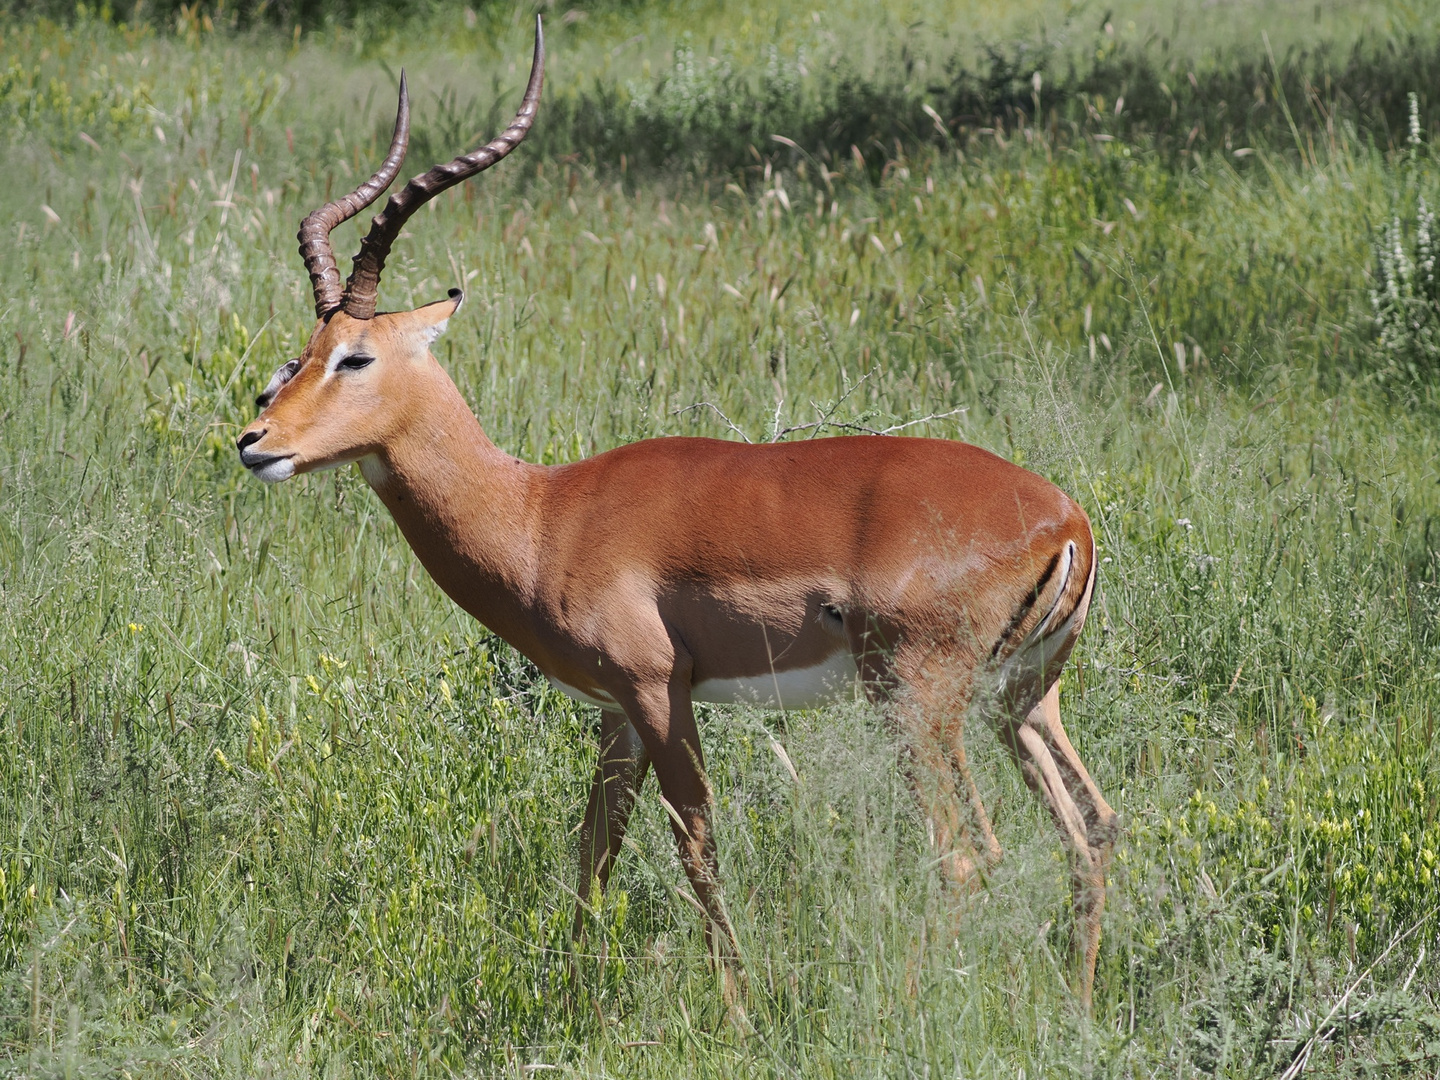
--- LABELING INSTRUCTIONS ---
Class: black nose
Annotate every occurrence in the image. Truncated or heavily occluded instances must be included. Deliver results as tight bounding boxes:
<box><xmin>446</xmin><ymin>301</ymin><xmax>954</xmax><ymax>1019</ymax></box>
<box><xmin>237</xmin><ymin>428</ymin><xmax>265</xmax><ymax>452</ymax></box>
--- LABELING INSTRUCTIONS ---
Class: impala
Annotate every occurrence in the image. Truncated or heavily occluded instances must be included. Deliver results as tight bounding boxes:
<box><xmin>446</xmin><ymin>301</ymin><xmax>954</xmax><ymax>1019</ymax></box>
<box><xmin>237</xmin><ymin>20</ymin><xmax>1118</xmax><ymax>1007</ymax></box>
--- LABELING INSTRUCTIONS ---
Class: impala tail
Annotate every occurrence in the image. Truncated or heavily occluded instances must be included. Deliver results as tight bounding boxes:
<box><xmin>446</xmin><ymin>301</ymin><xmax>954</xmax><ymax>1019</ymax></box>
<box><xmin>992</xmin><ymin>521</ymin><xmax>1097</xmax><ymax>712</ymax></box>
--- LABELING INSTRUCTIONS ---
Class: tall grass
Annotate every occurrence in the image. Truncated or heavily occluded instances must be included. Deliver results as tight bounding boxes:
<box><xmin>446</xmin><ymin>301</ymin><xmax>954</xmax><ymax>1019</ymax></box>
<box><xmin>2</xmin><ymin>4</ymin><xmax>1440</xmax><ymax>1076</ymax></box>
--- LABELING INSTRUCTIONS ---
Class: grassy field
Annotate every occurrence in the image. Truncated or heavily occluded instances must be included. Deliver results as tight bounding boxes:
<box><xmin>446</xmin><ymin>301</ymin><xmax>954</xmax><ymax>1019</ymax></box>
<box><xmin>4</xmin><ymin>2</ymin><xmax>1440</xmax><ymax>1075</ymax></box>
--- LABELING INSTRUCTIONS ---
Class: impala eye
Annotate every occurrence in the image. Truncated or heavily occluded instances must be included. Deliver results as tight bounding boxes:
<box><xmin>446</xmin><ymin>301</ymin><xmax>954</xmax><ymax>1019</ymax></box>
<box><xmin>339</xmin><ymin>353</ymin><xmax>375</xmax><ymax>371</ymax></box>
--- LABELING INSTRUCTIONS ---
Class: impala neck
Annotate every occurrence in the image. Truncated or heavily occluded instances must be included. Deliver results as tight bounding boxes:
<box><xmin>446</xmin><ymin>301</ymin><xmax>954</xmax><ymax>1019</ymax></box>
<box><xmin>359</xmin><ymin>360</ymin><xmax>542</xmax><ymax>638</ymax></box>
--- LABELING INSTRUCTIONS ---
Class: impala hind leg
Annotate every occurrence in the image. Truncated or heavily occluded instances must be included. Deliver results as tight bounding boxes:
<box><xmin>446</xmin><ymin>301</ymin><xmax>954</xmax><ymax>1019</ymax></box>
<box><xmin>1000</xmin><ymin>682</ymin><xmax>1117</xmax><ymax>1009</ymax></box>
<box><xmin>573</xmin><ymin>709</ymin><xmax>651</xmax><ymax>939</ymax></box>
<box><xmin>888</xmin><ymin>661</ymin><xmax>1001</xmax><ymax>891</ymax></box>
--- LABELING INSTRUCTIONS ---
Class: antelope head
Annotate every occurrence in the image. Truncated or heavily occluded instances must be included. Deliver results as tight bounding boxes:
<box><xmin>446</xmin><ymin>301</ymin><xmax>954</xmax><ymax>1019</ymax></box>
<box><xmin>237</xmin><ymin>21</ymin><xmax>544</xmax><ymax>483</ymax></box>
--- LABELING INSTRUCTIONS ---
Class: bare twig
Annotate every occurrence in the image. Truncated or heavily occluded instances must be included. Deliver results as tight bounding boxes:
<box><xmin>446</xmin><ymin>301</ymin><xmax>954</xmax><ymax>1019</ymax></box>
<box><xmin>1277</xmin><ymin>905</ymin><xmax>1438</xmax><ymax>1080</ymax></box>
<box><xmin>876</xmin><ymin>406</ymin><xmax>969</xmax><ymax>434</ymax></box>
<box><xmin>674</xmin><ymin>401</ymin><xmax>752</xmax><ymax>443</ymax></box>
<box><xmin>773</xmin><ymin>405</ymin><xmax>966</xmax><ymax>440</ymax></box>
<box><xmin>803</xmin><ymin>367</ymin><xmax>876</xmax><ymax>437</ymax></box>
<box><xmin>679</xmin><ymin>364</ymin><xmax>965</xmax><ymax>444</ymax></box>
<box><xmin>767</xmin><ymin>393</ymin><xmax>786</xmax><ymax>442</ymax></box>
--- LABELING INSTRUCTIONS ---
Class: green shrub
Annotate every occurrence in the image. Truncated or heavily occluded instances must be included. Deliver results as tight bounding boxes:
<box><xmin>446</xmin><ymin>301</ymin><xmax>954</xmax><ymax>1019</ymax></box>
<box><xmin>1370</xmin><ymin>96</ymin><xmax>1440</xmax><ymax>387</ymax></box>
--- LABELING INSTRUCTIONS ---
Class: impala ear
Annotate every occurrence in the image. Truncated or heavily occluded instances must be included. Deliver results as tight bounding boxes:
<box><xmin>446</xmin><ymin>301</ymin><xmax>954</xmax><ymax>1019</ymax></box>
<box><xmin>257</xmin><ymin>357</ymin><xmax>301</xmax><ymax>408</ymax></box>
<box><xmin>414</xmin><ymin>288</ymin><xmax>464</xmax><ymax>344</ymax></box>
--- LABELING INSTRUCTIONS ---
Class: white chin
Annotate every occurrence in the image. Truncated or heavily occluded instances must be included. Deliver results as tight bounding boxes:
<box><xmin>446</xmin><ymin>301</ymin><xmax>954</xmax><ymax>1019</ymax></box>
<box><xmin>252</xmin><ymin>458</ymin><xmax>296</xmax><ymax>483</ymax></box>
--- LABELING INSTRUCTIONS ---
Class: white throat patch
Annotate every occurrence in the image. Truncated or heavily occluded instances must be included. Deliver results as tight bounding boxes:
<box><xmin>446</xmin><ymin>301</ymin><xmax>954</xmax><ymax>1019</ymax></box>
<box><xmin>359</xmin><ymin>455</ymin><xmax>391</xmax><ymax>488</ymax></box>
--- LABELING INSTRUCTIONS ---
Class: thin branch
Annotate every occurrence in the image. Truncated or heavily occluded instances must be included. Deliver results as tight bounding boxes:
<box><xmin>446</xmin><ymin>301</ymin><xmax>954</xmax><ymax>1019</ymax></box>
<box><xmin>773</xmin><ymin>404</ymin><xmax>967</xmax><ymax>440</ymax></box>
<box><xmin>680</xmin><ymin>367</ymin><xmax>967</xmax><ymax>444</ymax></box>
<box><xmin>766</xmin><ymin>394</ymin><xmax>786</xmax><ymax>442</ymax></box>
<box><xmin>1277</xmin><ymin>905</ymin><xmax>1439</xmax><ymax>1080</ymax></box>
<box><xmin>806</xmin><ymin>367</ymin><xmax>877</xmax><ymax>437</ymax></box>
<box><xmin>674</xmin><ymin>401</ymin><xmax>752</xmax><ymax>443</ymax></box>
<box><xmin>876</xmin><ymin>406</ymin><xmax>969</xmax><ymax>434</ymax></box>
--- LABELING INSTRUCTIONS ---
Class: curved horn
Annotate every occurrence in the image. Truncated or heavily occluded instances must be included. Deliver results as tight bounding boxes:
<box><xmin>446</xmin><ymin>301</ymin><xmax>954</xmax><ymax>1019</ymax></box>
<box><xmin>341</xmin><ymin>16</ymin><xmax>545</xmax><ymax>320</ymax></box>
<box><xmin>297</xmin><ymin>72</ymin><xmax>412</xmax><ymax>318</ymax></box>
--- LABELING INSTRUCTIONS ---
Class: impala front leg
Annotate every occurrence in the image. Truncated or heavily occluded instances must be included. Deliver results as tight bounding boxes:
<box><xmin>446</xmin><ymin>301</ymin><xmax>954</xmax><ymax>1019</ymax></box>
<box><xmin>624</xmin><ymin>677</ymin><xmax>739</xmax><ymax>969</ymax></box>
<box><xmin>573</xmin><ymin>709</ymin><xmax>651</xmax><ymax>939</ymax></box>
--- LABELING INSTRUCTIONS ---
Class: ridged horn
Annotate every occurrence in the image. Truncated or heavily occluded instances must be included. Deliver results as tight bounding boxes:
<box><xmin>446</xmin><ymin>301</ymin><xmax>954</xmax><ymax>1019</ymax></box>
<box><xmin>341</xmin><ymin>16</ymin><xmax>545</xmax><ymax>320</ymax></box>
<box><xmin>297</xmin><ymin>72</ymin><xmax>411</xmax><ymax>318</ymax></box>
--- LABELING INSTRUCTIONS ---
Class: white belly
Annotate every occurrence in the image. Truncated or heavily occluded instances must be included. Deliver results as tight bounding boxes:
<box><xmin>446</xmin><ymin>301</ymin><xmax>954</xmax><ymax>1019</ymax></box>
<box><xmin>692</xmin><ymin>651</ymin><xmax>860</xmax><ymax>709</ymax></box>
<box><xmin>546</xmin><ymin>677</ymin><xmax>620</xmax><ymax>709</ymax></box>
<box><xmin>546</xmin><ymin>651</ymin><xmax>861</xmax><ymax>711</ymax></box>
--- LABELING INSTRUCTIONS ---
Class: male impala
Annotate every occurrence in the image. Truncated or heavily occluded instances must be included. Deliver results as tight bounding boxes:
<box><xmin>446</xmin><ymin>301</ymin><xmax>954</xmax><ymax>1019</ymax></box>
<box><xmin>237</xmin><ymin>20</ymin><xmax>1118</xmax><ymax>1007</ymax></box>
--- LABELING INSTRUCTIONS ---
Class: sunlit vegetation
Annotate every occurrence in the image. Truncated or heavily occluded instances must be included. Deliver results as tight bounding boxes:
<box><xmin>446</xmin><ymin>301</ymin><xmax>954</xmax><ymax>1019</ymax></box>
<box><xmin>3</xmin><ymin>2</ymin><xmax>1440</xmax><ymax>1074</ymax></box>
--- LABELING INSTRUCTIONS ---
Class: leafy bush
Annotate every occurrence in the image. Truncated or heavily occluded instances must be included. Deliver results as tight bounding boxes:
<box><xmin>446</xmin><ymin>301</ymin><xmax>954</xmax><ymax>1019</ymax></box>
<box><xmin>1372</xmin><ymin>198</ymin><xmax>1440</xmax><ymax>383</ymax></box>
<box><xmin>1370</xmin><ymin>96</ymin><xmax>1440</xmax><ymax>386</ymax></box>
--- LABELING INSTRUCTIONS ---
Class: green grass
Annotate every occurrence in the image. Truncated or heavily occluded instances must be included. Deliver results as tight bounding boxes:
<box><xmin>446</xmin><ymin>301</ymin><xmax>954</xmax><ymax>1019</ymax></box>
<box><xmin>4</xmin><ymin>3</ymin><xmax>1440</xmax><ymax>1075</ymax></box>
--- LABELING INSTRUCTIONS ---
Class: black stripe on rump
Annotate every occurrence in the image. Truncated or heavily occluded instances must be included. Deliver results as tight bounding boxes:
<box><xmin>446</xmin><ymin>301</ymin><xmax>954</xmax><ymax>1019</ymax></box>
<box><xmin>989</xmin><ymin>550</ymin><xmax>1062</xmax><ymax>660</ymax></box>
